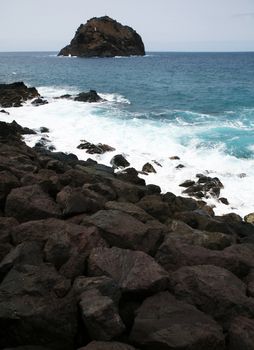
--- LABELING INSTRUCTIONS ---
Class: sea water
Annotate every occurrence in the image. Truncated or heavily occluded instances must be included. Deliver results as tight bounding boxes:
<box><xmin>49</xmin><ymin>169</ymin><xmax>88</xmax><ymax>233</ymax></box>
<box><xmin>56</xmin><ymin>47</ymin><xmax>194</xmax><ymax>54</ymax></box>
<box><xmin>0</xmin><ymin>51</ymin><xmax>254</xmax><ymax>216</ymax></box>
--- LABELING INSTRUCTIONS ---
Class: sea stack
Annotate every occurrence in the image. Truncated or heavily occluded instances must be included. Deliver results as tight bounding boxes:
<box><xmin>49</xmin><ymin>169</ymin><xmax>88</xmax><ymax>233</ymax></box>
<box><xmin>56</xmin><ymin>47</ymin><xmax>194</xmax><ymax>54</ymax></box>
<box><xmin>58</xmin><ymin>16</ymin><xmax>145</xmax><ymax>57</ymax></box>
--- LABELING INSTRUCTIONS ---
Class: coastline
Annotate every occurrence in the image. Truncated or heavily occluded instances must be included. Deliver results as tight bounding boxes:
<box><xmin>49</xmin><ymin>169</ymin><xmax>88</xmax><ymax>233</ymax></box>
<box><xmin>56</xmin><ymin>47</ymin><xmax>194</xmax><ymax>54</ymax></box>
<box><xmin>1</xmin><ymin>118</ymin><xmax>254</xmax><ymax>349</ymax></box>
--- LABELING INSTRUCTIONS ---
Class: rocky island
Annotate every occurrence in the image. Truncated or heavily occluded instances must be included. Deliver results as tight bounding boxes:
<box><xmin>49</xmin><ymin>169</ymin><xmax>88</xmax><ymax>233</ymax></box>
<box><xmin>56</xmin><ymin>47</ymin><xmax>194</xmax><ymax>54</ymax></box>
<box><xmin>58</xmin><ymin>16</ymin><xmax>145</xmax><ymax>57</ymax></box>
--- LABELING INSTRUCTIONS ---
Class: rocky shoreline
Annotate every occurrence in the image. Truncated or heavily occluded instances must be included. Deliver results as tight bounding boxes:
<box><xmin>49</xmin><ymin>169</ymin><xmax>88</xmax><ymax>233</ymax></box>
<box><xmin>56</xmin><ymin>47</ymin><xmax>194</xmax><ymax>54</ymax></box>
<box><xmin>1</xmin><ymin>117</ymin><xmax>254</xmax><ymax>350</ymax></box>
<box><xmin>1</xmin><ymin>82</ymin><xmax>254</xmax><ymax>349</ymax></box>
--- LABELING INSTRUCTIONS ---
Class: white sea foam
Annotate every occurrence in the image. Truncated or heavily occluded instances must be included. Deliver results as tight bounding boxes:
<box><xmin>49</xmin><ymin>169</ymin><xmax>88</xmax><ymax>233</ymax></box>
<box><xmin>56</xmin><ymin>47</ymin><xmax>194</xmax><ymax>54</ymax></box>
<box><xmin>1</xmin><ymin>86</ymin><xmax>254</xmax><ymax>218</ymax></box>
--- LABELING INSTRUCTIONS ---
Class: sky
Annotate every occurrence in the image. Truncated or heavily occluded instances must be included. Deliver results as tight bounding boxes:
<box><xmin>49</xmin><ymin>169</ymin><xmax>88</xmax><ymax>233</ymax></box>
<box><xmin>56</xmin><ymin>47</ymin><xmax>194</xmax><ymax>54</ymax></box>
<box><xmin>0</xmin><ymin>0</ymin><xmax>254</xmax><ymax>52</ymax></box>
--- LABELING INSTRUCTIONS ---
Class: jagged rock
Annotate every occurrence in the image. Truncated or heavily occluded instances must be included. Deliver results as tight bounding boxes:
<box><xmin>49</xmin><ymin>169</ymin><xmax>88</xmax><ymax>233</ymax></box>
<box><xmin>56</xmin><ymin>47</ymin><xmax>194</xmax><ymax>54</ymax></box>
<box><xmin>88</xmin><ymin>247</ymin><xmax>169</xmax><ymax>295</ymax></box>
<box><xmin>105</xmin><ymin>201</ymin><xmax>154</xmax><ymax>223</ymax></box>
<box><xmin>176</xmin><ymin>164</ymin><xmax>185</xmax><ymax>169</ymax></box>
<box><xmin>56</xmin><ymin>185</ymin><xmax>103</xmax><ymax>217</ymax></box>
<box><xmin>169</xmin><ymin>265</ymin><xmax>254</xmax><ymax>327</ymax></box>
<box><xmin>228</xmin><ymin>316</ymin><xmax>254</xmax><ymax>350</ymax></box>
<box><xmin>0</xmin><ymin>82</ymin><xmax>40</xmax><ymax>107</ymax></box>
<box><xmin>219</xmin><ymin>197</ymin><xmax>229</xmax><ymax>205</ymax></box>
<box><xmin>110</xmin><ymin>154</ymin><xmax>130</xmax><ymax>169</ymax></box>
<box><xmin>142</xmin><ymin>162</ymin><xmax>156</xmax><ymax>173</ymax></box>
<box><xmin>0</xmin><ymin>109</ymin><xmax>10</xmax><ymax>115</ymax></box>
<box><xmin>179</xmin><ymin>180</ymin><xmax>195</xmax><ymax>188</ymax></box>
<box><xmin>39</xmin><ymin>126</ymin><xmax>50</xmax><ymax>133</ymax></box>
<box><xmin>84</xmin><ymin>209</ymin><xmax>164</xmax><ymax>254</ymax></box>
<box><xmin>75</xmin><ymin>90</ymin><xmax>103</xmax><ymax>103</ymax></box>
<box><xmin>169</xmin><ymin>156</ymin><xmax>180</xmax><ymax>160</ymax></box>
<box><xmin>116</xmin><ymin>167</ymin><xmax>145</xmax><ymax>186</ymax></box>
<box><xmin>58</xmin><ymin>16</ymin><xmax>145</xmax><ymax>57</ymax></box>
<box><xmin>1</xmin><ymin>120</ymin><xmax>36</xmax><ymax>136</ymax></box>
<box><xmin>34</xmin><ymin>137</ymin><xmax>56</xmax><ymax>151</ymax></box>
<box><xmin>77</xmin><ymin>140</ymin><xmax>115</xmax><ymax>153</ymax></box>
<box><xmin>0</xmin><ymin>264</ymin><xmax>76</xmax><ymax>350</ymax></box>
<box><xmin>5</xmin><ymin>184</ymin><xmax>62</xmax><ymax>222</ymax></box>
<box><xmin>79</xmin><ymin>289</ymin><xmax>125</xmax><ymax>340</ymax></box>
<box><xmin>130</xmin><ymin>292</ymin><xmax>225</xmax><ymax>350</ymax></box>
<box><xmin>31</xmin><ymin>98</ymin><xmax>48</xmax><ymax>106</ymax></box>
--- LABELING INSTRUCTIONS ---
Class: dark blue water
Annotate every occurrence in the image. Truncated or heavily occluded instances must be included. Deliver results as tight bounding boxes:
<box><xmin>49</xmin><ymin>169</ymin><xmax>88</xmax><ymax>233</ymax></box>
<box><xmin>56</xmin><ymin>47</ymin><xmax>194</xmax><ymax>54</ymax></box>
<box><xmin>0</xmin><ymin>51</ymin><xmax>254</xmax><ymax>158</ymax></box>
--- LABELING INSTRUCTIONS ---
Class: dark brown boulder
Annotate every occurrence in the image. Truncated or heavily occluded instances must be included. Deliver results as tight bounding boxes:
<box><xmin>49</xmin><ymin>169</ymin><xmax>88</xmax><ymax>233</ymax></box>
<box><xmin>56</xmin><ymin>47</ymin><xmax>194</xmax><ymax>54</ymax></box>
<box><xmin>88</xmin><ymin>247</ymin><xmax>169</xmax><ymax>295</ymax></box>
<box><xmin>79</xmin><ymin>289</ymin><xmax>125</xmax><ymax>340</ymax></box>
<box><xmin>5</xmin><ymin>184</ymin><xmax>62</xmax><ymax>222</ymax></box>
<box><xmin>0</xmin><ymin>82</ymin><xmax>40</xmax><ymax>108</ymax></box>
<box><xmin>75</xmin><ymin>90</ymin><xmax>103</xmax><ymax>103</ymax></box>
<box><xmin>0</xmin><ymin>264</ymin><xmax>76</xmax><ymax>350</ymax></box>
<box><xmin>84</xmin><ymin>209</ymin><xmax>164</xmax><ymax>254</ymax></box>
<box><xmin>105</xmin><ymin>201</ymin><xmax>154</xmax><ymax>223</ymax></box>
<box><xmin>0</xmin><ymin>170</ymin><xmax>20</xmax><ymax>209</ymax></box>
<box><xmin>142</xmin><ymin>162</ymin><xmax>156</xmax><ymax>173</ymax></box>
<box><xmin>130</xmin><ymin>292</ymin><xmax>225</xmax><ymax>350</ymax></box>
<box><xmin>79</xmin><ymin>342</ymin><xmax>137</xmax><ymax>350</ymax></box>
<box><xmin>170</xmin><ymin>265</ymin><xmax>254</xmax><ymax>327</ymax></box>
<box><xmin>58</xmin><ymin>16</ymin><xmax>145</xmax><ymax>57</ymax></box>
<box><xmin>228</xmin><ymin>316</ymin><xmax>254</xmax><ymax>350</ymax></box>
<box><xmin>110</xmin><ymin>154</ymin><xmax>130</xmax><ymax>169</ymax></box>
<box><xmin>137</xmin><ymin>194</ymin><xmax>172</xmax><ymax>223</ymax></box>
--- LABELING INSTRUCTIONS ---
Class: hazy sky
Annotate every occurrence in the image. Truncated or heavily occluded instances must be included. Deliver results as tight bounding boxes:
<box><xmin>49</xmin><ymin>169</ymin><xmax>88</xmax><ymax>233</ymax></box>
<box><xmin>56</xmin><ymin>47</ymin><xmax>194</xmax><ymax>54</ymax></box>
<box><xmin>1</xmin><ymin>0</ymin><xmax>254</xmax><ymax>52</ymax></box>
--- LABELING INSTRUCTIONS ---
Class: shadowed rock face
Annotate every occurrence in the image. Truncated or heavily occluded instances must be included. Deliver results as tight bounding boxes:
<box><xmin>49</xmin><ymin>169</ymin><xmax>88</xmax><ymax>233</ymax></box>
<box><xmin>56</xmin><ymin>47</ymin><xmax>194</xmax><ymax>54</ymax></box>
<box><xmin>58</xmin><ymin>16</ymin><xmax>145</xmax><ymax>57</ymax></box>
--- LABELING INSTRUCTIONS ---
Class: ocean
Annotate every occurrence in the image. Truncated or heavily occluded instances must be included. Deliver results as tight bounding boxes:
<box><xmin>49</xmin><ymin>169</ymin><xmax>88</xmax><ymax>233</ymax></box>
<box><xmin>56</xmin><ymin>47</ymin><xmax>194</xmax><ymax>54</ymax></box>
<box><xmin>0</xmin><ymin>51</ymin><xmax>254</xmax><ymax>216</ymax></box>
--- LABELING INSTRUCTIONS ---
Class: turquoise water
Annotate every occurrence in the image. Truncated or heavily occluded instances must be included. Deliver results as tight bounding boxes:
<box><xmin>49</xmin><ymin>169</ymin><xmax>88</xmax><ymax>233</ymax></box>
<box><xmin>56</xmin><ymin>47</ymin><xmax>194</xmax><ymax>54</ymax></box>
<box><xmin>0</xmin><ymin>51</ymin><xmax>254</xmax><ymax>159</ymax></box>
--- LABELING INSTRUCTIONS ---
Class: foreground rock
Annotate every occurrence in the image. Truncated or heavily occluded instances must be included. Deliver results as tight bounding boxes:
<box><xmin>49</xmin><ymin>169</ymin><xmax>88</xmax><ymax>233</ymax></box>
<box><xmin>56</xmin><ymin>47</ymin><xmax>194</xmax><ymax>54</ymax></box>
<box><xmin>130</xmin><ymin>292</ymin><xmax>225</xmax><ymax>350</ymax></box>
<box><xmin>0</xmin><ymin>82</ymin><xmax>39</xmax><ymax>107</ymax></box>
<box><xmin>1</xmin><ymin>120</ymin><xmax>254</xmax><ymax>349</ymax></box>
<box><xmin>58</xmin><ymin>16</ymin><xmax>145</xmax><ymax>57</ymax></box>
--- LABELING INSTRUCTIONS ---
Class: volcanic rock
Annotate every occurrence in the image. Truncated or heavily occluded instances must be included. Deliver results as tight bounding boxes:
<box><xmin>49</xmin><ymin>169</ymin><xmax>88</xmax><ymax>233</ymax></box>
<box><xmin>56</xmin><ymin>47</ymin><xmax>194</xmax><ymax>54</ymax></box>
<box><xmin>58</xmin><ymin>16</ymin><xmax>145</xmax><ymax>57</ymax></box>
<box><xmin>130</xmin><ymin>291</ymin><xmax>225</xmax><ymax>350</ymax></box>
<box><xmin>31</xmin><ymin>98</ymin><xmax>48</xmax><ymax>106</ymax></box>
<box><xmin>142</xmin><ymin>162</ymin><xmax>156</xmax><ymax>173</ymax></box>
<box><xmin>75</xmin><ymin>90</ymin><xmax>103</xmax><ymax>103</ymax></box>
<box><xmin>77</xmin><ymin>140</ymin><xmax>115</xmax><ymax>154</ymax></box>
<box><xmin>0</xmin><ymin>82</ymin><xmax>40</xmax><ymax>107</ymax></box>
<box><xmin>110</xmin><ymin>154</ymin><xmax>130</xmax><ymax>169</ymax></box>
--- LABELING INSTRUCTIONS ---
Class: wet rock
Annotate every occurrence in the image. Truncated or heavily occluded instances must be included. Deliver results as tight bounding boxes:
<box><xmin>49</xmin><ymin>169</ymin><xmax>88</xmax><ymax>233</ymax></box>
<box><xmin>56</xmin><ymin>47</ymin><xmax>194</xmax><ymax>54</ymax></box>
<box><xmin>0</xmin><ymin>109</ymin><xmax>10</xmax><ymax>115</ymax></box>
<box><xmin>116</xmin><ymin>167</ymin><xmax>145</xmax><ymax>186</ymax></box>
<box><xmin>31</xmin><ymin>98</ymin><xmax>48</xmax><ymax>106</ymax></box>
<box><xmin>179</xmin><ymin>180</ymin><xmax>195</xmax><ymax>188</ymax></box>
<box><xmin>5</xmin><ymin>184</ymin><xmax>62</xmax><ymax>222</ymax></box>
<box><xmin>0</xmin><ymin>264</ymin><xmax>76</xmax><ymax>350</ymax></box>
<box><xmin>170</xmin><ymin>265</ymin><xmax>254</xmax><ymax>327</ymax></box>
<box><xmin>8</xmin><ymin>120</ymin><xmax>36</xmax><ymax>135</ymax></box>
<box><xmin>169</xmin><ymin>156</ymin><xmax>180</xmax><ymax>160</ymax></box>
<box><xmin>228</xmin><ymin>316</ymin><xmax>254</xmax><ymax>350</ymax></box>
<box><xmin>84</xmin><ymin>209</ymin><xmax>164</xmax><ymax>254</ymax></box>
<box><xmin>39</xmin><ymin>126</ymin><xmax>50</xmax><ymax>133</ymax></box>
<box><xmin>110</xmin><ymin>154</ymin><xmax>130</xmax><ymax>169</ymax></box>
<box><xmin>75</xmin><ymin>90</ymin><xmax>103</xmax><ymax>103</ymax></box>
<box><xmin>130</xmin><ymin>291</ymin><xmax>225</xmax><ymax>350</ymax></box>
<box><xmin>219</xmin><ymin>197</ymin><xmax>229</xmax><ymax>205</ymax></box>
<box><xmin>34</xmin><ymin>137</ymin><xmax>56</xmax><ymax>151</ymax></box>
<box><xmin>79</xmin><ymin>341</ymin><xmax>137</xmax><ymax>350</ymax></box>
<box><xmin>244</xmin><ymin>213</ymin><xmax>254</xmax><ymax>224</ymax></box>
<box><xmin>58</xmin><ymin>16</ymin><xmax>145</xmax><ymax>57</ymax></box>
<box><xmin>142</xmin><ymin>162</ymin><xmax>156</xmax><ymax>173</ymax></box>
<box><xmin>88</xmin><ymin>247</ymin><xmax>169</xmax><ymax>295</ymax></box>
<box><xmin>176</xmin><ymin>164</ymin><xmax>185</xmax><ymax>169</ymax></box>
<box><xmin>77</xmin><ymin>140</ymin><xmax>115</xmax><ymax>154</ymax></box>
<box><xmin>146</xmin><ymin>183</ymin><xmax>161</xmax><ymax>194</ymax></box>
<box><xmin>0</xmin><ymin>82</ymin><xmax>40</xmax><ymax>108</ymax></box>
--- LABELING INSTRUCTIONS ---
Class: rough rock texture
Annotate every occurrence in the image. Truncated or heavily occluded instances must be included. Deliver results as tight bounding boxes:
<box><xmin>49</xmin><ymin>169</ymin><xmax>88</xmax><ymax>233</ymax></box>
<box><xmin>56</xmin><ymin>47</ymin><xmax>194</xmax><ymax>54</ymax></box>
<box><xmin>0</xmin><ymin>82</ymin><xmax>39</xmax><ymax>107</ymax></box>
<box><xmin>58</xmin><ymin>16</ymin><xmax>145</xmax><ymax>57</ymax></box>
<box><xmin>1</xmin><ymin>119</ymin><xmax>254</xmax><ymax>349</ymax></box>
<box><xmin>130</xmin><ymin>292</ymin><xmax>225</xmax><ymax>350</ymax></box>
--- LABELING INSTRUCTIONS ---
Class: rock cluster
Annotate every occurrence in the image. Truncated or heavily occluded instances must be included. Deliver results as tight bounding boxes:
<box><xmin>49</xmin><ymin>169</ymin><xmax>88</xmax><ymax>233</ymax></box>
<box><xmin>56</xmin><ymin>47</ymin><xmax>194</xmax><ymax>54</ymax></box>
<box><xmin>0</xmin><ymin>82</ymin><xmax>40</xmax><ymax>107</ymax></box>
<box><xmin>58</xmin><ymin>16</ymin><xmax>145</xmax><ymax>57</ymax></box>
<box><xmin>0</xmin><ymin>120</ymin><xmax>254</xmax><ymax>350</ymax></box>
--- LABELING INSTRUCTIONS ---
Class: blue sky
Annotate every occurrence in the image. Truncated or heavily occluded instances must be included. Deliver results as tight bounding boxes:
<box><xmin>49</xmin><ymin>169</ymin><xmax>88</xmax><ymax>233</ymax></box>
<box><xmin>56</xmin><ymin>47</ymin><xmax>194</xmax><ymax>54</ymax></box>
<box><xmin>0</xmin><ymin>0</ymin><xmax>254</xmax><ymax>51</ymax></box>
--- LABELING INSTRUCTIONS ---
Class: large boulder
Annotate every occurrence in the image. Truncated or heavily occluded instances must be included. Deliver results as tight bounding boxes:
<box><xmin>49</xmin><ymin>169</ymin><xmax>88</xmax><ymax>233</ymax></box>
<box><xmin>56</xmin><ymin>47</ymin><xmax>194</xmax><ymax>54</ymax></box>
<box><xmin>130</xmin><ymin>292</ymin><xmax>225</xmax><ymax>350</ymax></box>
<box><xmin>88</xmin><ymin>247</ymin><xmax>169</xmax><ymax>295</ymax></box>
<box><xmin>84</xmin><ymin>209</ymin><xmax>164</xmax><ymax>254</ymax></box>
<box><xmin>0</xmin><ymin>82</ymin><xmax>39</xmax><ymax>108</ymax></box>
<box><xmin>170</xmin><ymin>265</ymin><xmax>254</xmax><ymax>327</ymax></box>
<box><xmin>0</xmin><ymin>264</ymin><xmax>77</xmax><ymax>350</ymax></box>
<box><xmin>5</xmin><ymin>184</ymin><xmax>62</xmax><ymax>222</ymax></box>
<box><xmin>58</xmin><ymin>16</ymin><xmax>145</xmax><ymax>57</ymax></box>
